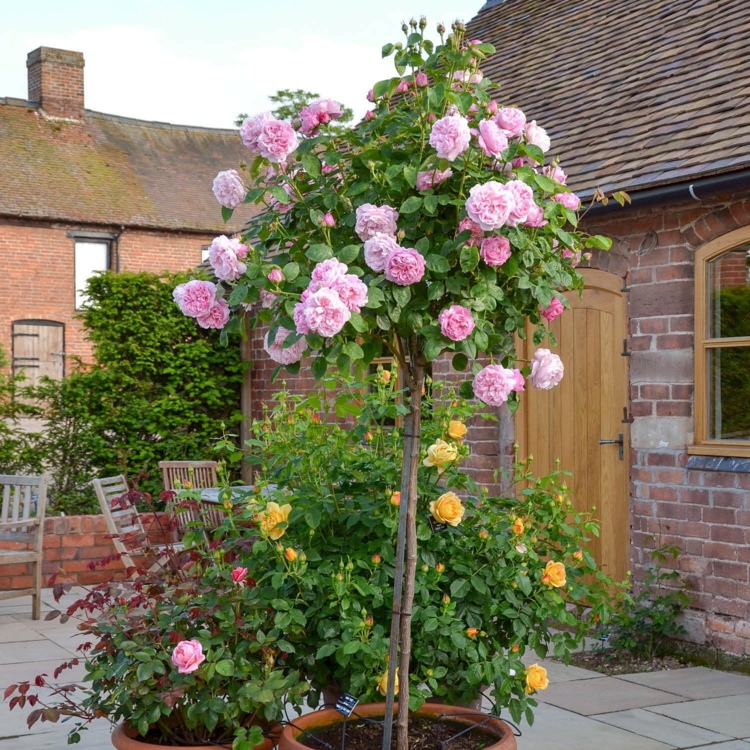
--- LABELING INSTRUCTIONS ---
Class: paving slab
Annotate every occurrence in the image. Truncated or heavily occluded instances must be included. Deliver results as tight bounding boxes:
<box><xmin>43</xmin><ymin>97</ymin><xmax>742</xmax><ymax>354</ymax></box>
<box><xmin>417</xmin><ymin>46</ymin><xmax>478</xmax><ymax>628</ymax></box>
<box><xmin>0</xmin><ymin>624</ymin><xmax>47</xmax><ymax>643</ymax></box>
<box><xmin>516</xmin><ymin>701</ymin><xmax>674</xmax><ymax>750</ymax></box>
<box><xmin>520</xmin><ymin>656</ymin><xmax>601</xmax><ymax>683</ymax></box>
<box><xmin>537</xmin><ymin>675</ymin><xmax>686</xmax><ymax>715</ymax></box>
<box><xmin>649</xmin><ymin>694</ymin><xmax>750</xmax><ymax>738</ymax></box>
<box><xmin>0</xmin><ymin>640</ymin><xmax>74</xmax><ymax>666</ymax></box>
<box><xmin>688</xmin><ymin>742</ymin><xmax>750</xmax><ymax>750</ymax></box>
<box><xmin>619</xmin><ymin>667</ymin><xmax>750</xmax><ymax>700</ymax></box>
<box><xmin>595</xmin><ymin>707</ymin><xmax>732</xmax><ymax>748</ymax></box>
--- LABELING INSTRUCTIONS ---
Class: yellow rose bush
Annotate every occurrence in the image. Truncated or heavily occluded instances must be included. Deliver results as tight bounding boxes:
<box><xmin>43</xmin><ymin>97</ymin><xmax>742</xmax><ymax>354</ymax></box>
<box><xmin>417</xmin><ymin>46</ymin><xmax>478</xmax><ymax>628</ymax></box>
<box><xmin>429</xmin><ymin>491</ymin><xmax>465</xmax><ymax>526</ymax></box>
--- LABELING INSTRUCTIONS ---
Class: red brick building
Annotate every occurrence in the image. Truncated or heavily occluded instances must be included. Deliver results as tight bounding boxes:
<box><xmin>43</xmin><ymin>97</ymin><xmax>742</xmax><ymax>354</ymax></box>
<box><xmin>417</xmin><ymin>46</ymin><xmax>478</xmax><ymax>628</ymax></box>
<box><xmin>241</xmin><ymin>0</ymin><xmax>750</xmax><ymax>654</ymax></box>
<box><xmin>0</xmin><ymin>46</ymin><xmax>253</xmax><ymax>381</ymax></box>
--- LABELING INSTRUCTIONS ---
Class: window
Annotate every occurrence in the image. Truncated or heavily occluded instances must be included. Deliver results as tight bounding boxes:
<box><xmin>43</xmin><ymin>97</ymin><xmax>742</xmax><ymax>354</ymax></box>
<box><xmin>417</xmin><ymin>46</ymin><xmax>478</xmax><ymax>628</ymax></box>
<box><xmin>74</xmin><ymin>240</ymin><xmax>110</xmax><ymax>309</ymax></box>
<box><xmin>201</xmin><ymin>245</ymin><xmax>211</xmax><ymax>263</ymax></box>
<box><xmin>692</xmin><ymin>227</ymin><xmax>750</xmax><ymax>457</ymax></box>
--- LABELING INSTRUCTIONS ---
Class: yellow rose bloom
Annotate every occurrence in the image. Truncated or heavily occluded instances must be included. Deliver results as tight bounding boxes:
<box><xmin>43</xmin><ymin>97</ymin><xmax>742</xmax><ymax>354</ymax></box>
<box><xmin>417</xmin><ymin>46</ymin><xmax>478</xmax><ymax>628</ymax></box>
<box><xmin>377</xmin><ymin>668</ymin><xmax>398</xmax><ymax>696</ymax></box>
<box><xmin>541</xmin><ymin>560</ymin><xmax>566</xmax><ymax>588</ymax></box>
<box><xmin>429</xmin><ymin>492</ymin><xmax>465</xmax><ymax>527</ymax></box>
<box><xmin>423</xmin><ymin>439</ymin><xmax>458</xmax><ymax>474</ymax></box>
<box><xmin>525</xmin><ymin>664</ymin><xmax>549</xmax><ymax>694</ymax></box>
<box><xmin>447</xmin><ymin>420</ymin><xmax>467</xmax><ymax>441</ymax></box>
<box><xmin>257</xmin><ymin>502</ymin><xmax>292</xmax><ymax>540</ymax></box>
<box><xmin>511</xmin><ymin>518</ymin><xmax>525</xmax><ymax>535</ymax></box>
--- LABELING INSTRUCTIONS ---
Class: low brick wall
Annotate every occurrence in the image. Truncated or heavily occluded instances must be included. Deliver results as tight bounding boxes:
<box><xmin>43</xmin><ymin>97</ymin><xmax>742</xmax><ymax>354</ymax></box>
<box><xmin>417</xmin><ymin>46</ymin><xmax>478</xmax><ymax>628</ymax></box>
<box><xmin>0</xmin><ymin>513</ymin><xmax>170</xmax><ymax>590</ymax></box>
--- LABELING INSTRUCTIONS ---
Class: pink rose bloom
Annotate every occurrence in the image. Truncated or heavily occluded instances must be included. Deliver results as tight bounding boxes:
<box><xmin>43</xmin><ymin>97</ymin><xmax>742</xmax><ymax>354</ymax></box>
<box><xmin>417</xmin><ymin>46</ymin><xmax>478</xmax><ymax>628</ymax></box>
<box><xmin>543</xmin><ymin>165</ymin><xmax>567</xmax><ymax>184</ymax></box>
<box><xmin>384</xmin><ymin>247</ymin><xmax>426</xmax><ymax>286</ymax></box>
<box><xmin>260</xmin><ymin>289</ymin><xmax>278</xmax><ymax>309</ymax></box>
<box><xmin>453</xmin><ymin>69</ymin><xmax>483</xmax><ymax>85</ymax></box>
<box><xmin>355</xmin><ymin>204</ymin><xmax>399</xmax><ymax>241</ymax></box>
<box><xmin>322</xmin><ymin>164</ymin><xmax>335</xmax><ymax>175</ymax></box>
<box><xmin>480</xmin><ymin>236</ymin><xmax>511</xmax><ymax>267</ymax></box>
<box><xmin>212</xmin><ymin>169</ymin><xmax>246</xmax><ymax>209</ymax></box>
<box><xmin>487</xmin><ymin>100</ymin><xmax>498</xmax><ymax>115</ymax></box>
<box><xmin>429</xmin><ymin>115</ymin><xmax>471</xmax><ymax>161</ymax></box>
<box><xmin>322</xmin><ymin>212</ymin><xmax>336</xmax><ymax>227</ymax></box>
<box><xmin>293</xmin><ymin>297</ymin><xmax>310</xmax><ymax>334</ymax></box>
<box><xmin>415</xmin><ymin>72</ymin><xmax>429</xmax><ymax>87</ymax></box>
<box><xmin>232</xmin><ymin>566</ymin><xmax>248</xmax><ymax>584</ymax></box>
<box><xmin>438</xmin><ymin>305</ymin><xmax>475</xmax><ymax>341</ymax></box>
<box><xmin>299</xmin><ymin>99</ymin><xmax>343</xmax><ymax>135</ymax></box>
<box><xmin>172</xmin><ymin>640</ymin><xmax>205</xmax><ymax>674</ymax></box>
<box><xmin>240</xmin><ymin>111</ymin><xmax>274</xmax><ymax>152</ymax></box>
<box><xmin>477</xmin><ymin>119</ymin><xmax>509</xmax><ymax>159</ymax></box>
<box><xmin>506</xmin><ymin>180</ymin><xmax>536</xmax><ymax>226</ymax></box>
<box><xmin>267</xmin><ymin>269</ymin><xmax>284</xmax><ymax>284</ymax></box>
<box><xmin>178</xmin><ymin>280</ymin><xmax>216</xmax><ymax>318</ymax></box>
<box><xmin>494</xmin><ymin>107</ymin><xmax>526</xmax><ymax>138</ymax></box>
<box><xmin>173</xmin><ymin>283</ymin><xmax>186</xmax><ymax>308</ymax></box>
<box><xmin>554</xmin><ymin>192</ymin><xmax>581</xmax><ymax>210</ymax></box>
<box><xmin>525</xmin><ymin>120</ymin><xmax>551</xmax><ymax>153</ymax></box>
<box><xmin>364</xmin><ymin>233</ymin><xmax>400</xmax><ymax>272</ymax></box>
<box><xmin>208</xmin><ymin>236</ymin><xmax>247</xmax><ymax>281</ymax></box>
<box><xmin>395</xmin><ymin>80</ymin><xmax>410</xmax><ymax>94</ymax></box>
<box><xmin>541</xmin><ymin>297</ymin><xmax>564</xmax><ymax>322</ymax></box>
<box><xmin>473</xmin><ymin>364</ymin><xmax>525</xmax><ymax>407</ymax></box>
<box><xmin>367</xmin><ymin>89</ymin><xmax>375</xmax><ymax>102</ymax></box>
<box><xmin>264</xmin><ymin>326</ymin><xmax>307</xmax><ymax>365</ymax></box>
<box><xmin>257</xmin><ymin>119</ymin><xmax>299</xmax><ymax>163</ymax></box>
<box><xmin>458</xmin><ymin>217</ymin><xmax>485</xmax><ymax>247</ymax></box>
<box><xmin>465</xmin><ymin>181</ymin><xmax>516</xmax><ymax>231</ymax></box>
<box><xmin>511</xmin><ymin>368</ymin><xmax>525</xmax><ymax>392</ymax></box>
<box><xmin>303</xmin><ymin>288</ymin><xmax>351</xmax><ymax>337</ymax></box>
<box><xmin>416</xmin><ymin>168</ymin><xmax>453</xmax><ymax>191</ymax></box>
<box><xmin>311</xmin><ymin>258</ymin><xmax>348</xmax><ymax>289</ymax></box>
<box><xmin>561</xmin><ymin>245</ymin><xmax>582</xmax><ymax>266</ymax></box>
<box><xmin>365</xmin><ymin>111</ymin><xmax>374</xmax><ymax>121</ymax></box>
<box><xmin>523</xmin><ymin>203</ymin><xmax>548</xmax><ymax>227</ymax></box>
<box><xmin>196</xmin><ymin>298</ymin><xmax>230</xmax><ymax>330</ymax></box>
<box><xmin>530</xmin><ymin>348</ymin><xmax>565</xmax><ymax>390</ymax></box>
<box><xmin>333</xmin><ymin>274</ymin><xmax>368</xmax><ymax>313</ymax></box>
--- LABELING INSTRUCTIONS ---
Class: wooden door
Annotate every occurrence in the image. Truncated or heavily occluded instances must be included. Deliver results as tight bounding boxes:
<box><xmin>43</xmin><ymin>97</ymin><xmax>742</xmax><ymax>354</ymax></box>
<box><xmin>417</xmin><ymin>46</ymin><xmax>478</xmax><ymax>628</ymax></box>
<box><xmin>12</xmin><ymin>321</ymin><xmax>65</xmax><ymax>385</ymax></box>
<box><xmin>517</xmin><ymin>270</ymin><xmax>629</xmax><ymax>582</ymax></box>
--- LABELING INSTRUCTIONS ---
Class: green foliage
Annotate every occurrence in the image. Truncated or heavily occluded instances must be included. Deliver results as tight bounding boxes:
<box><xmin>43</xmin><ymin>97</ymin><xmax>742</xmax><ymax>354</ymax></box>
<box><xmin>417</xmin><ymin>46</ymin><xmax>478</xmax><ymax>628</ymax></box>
<box><xmin>222</xmin><ymin>375</ymin><xmax>615</xmax><ymax>719</ymax></box>
<box><xmin>3</xmin><ymin>272</ymin><xmax>244</xmax><ymax>514</ymax></box>
<box><xmin>609</xmin><ymin>538</ymin><xmax>690</xmax><ymax>661</ymax></box>
<box><xmin>235</xmin><ymin>88</ymin><xmax>354</xmax><ymax>132</ymax></box>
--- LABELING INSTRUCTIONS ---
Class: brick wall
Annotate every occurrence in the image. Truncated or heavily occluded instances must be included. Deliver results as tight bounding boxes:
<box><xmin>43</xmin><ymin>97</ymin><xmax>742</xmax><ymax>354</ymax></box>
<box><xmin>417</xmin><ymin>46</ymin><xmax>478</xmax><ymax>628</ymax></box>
<box><xmin>0</xmin><ymin>219</ymin><xmax>215</xmax><ymax>365</ymax></box>
<box><xmin>26</xmin><ymin>47</ymin><xmax>85</xmax><ymax>120</ymax></box>
<box><xmin>584</xmin><ymin>191</ymin><xmax>750</xmax><ymax>655</ymax></box>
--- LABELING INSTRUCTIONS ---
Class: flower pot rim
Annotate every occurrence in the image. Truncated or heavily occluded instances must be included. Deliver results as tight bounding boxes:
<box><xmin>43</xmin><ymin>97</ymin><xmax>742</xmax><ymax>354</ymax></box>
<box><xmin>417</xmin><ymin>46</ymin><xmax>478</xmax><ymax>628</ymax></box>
<box><xmin>111</xmin><ymin>721</ymin><xmax>277</xmax><ymax>750</ymax></box>
<box><xmin>278</xmin><ymin>702</ymin><xmax>516</xmax><ymax>750</ymax></box>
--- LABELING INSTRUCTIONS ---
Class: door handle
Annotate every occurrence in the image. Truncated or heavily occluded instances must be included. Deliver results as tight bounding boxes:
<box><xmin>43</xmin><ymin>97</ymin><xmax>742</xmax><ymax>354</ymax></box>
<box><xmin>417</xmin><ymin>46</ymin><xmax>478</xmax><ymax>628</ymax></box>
<box><xmin>599</xmin><ymin>433</ymin><xmax>624</xmax><ymax>461</ymax></box>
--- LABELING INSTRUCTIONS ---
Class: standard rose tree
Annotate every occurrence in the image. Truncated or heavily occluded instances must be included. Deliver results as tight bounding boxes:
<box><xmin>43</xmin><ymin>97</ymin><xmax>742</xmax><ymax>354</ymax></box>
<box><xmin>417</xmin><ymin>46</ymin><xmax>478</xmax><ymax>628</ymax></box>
<box><xmin>178</xmin><ymin>17</ymin><xmax>616</xmax><ymax>750</ymax></box>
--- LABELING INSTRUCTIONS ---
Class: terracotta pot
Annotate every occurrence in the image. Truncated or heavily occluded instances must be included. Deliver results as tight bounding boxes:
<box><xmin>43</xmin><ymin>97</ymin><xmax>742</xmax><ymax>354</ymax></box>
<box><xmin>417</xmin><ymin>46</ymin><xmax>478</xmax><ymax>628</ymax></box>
<box><xmin>278</xmin><ymin>702</ymin><xmax>517</xmax><ymax>750</ymax></box>
<box><xmin>112</xmin><ymin>722</ymin><xmax>277</xmax><ymax>750</ymax></box>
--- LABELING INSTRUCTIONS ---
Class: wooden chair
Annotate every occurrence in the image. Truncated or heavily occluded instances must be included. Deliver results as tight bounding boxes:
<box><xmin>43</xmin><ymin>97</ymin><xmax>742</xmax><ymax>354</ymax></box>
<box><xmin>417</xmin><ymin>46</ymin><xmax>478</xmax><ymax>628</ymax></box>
<box><xmin>158</xmin><ymin>461</ymin><xmax>225</xmax><ymax>536</ymax></box>
<box><xmin>93</xmin><ymin>475</ymin><xmax>179</xmax><ymax>577</ymax></box>
<box><xmin>0</xmin><ymin>474</ymin><xmax>50</xmax><ymax>620</ymax></box>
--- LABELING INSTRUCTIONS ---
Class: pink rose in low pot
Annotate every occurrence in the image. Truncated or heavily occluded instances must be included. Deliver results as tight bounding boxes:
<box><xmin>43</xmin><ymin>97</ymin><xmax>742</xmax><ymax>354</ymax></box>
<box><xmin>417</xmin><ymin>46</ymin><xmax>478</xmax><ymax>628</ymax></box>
<box><xmin>171</xmin><ymin>640</ymin><xmax>205</xmax><ymax>675</ymax></box>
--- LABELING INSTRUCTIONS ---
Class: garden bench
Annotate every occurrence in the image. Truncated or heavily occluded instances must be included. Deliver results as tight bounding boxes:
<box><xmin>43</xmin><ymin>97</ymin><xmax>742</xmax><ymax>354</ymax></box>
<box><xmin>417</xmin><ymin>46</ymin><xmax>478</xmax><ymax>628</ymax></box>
<box><xmin>159</xmin><ymin>460</ymin><xmax>226</xmax><ymax>536</ymax></box>
<box><xmin>0</xmin><ymin>473</ymin><xmax>50</xmax><ymax>619</ymax></box>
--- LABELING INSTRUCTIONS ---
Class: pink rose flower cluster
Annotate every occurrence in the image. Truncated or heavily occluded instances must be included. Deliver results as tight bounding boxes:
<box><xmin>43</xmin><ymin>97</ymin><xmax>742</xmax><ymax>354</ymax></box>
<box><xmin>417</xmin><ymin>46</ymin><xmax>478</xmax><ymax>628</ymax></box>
<box><xmin>473</xmin><ymin>349</ymin><xmax>565</xmax><ymax>405</ymax></box>
<box><xmin>212</xmin><ymin>169</ymin><xmax>246</xmax><ymax>209</ymax></box>
<box><xmin>173</xmin><ymin>280</ymin><xmax>229</xmax><ymax>330</ymax></box>
<box><xmin>473</xmin><ymin>365</ymin><xmax>525</xmax><ymax>407</ymax></box>
<box><xmin>171</xmin><ymin>640</ymin><xmax>205</xmax><ymax>674</ymax></box>
<box><xmin>429</xmin><ymin>114</ymin><xmax>471</xmax><ymax>161</ymax></box>
<box><xmin>207</xmin><ymin>235</ymin><xmax>248</xmax><ymax>281</ymax></box>
<box><xmin>264</xmin><ymin>326</ymin><xmax>307</xmax><ymax>365</ymax></box>
<box><xmin>477</xmin><ymin>119</ymin><xmax>509</xmax><ymax>159</ymax></box>
<box><xmin>240</xmin><ymin>111</ymin><xmax>299</xmax><ymax>163</ymax></box>
<box><xmin>540</xmin><ymin>297</ymin><xmax>564</xmax><ymax>322</ymax></box>
<box><xmin>438</xmin><ymin>305</ymin><xmax>475</xmax><ymax>341</ymax></box>
<box><xmin>457</xmin><ymin>217</ymin><xmax>485</xmax><ymax>247</ymax></box>
<box><xmin>554</xmin><ymin>192</ymin><xmax>582</xmax><ymax>210</ymax></box>
<box><xmin>530</xmin><ymin>348</ymin><xmax>565</xmax><ymax>389</ymax></box>
<box><xmin>355</xmin><ymin>204</ymin><xmax>399</xmax><ymax>240</ymax></box>
<box><xmin>480</xmin><ymin>236</ymin><xmax>511</xmax><ymax>267</ymax></box>
<box><xmin>465</xmin><ymin>178</ymin><xmax>544</xmax><ymax>232</ymax></box>
<box><xmin>299</xmin><ymin>98</ymin><xmax>343</xmax><ymax>136</ymax></box>
<box><xmin>291</xmin><ymin>258</ymin><xmax>368</xmax><ymax>339</ymax></box>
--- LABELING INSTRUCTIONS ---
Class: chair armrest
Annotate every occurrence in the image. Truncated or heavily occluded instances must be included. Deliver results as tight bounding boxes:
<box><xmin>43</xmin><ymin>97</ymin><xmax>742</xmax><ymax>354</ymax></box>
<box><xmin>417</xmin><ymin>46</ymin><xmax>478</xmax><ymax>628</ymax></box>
<box><xmin>0</xmin><ymin>518</ymin><xmax>40</xmax><ymax>529</ymax></box>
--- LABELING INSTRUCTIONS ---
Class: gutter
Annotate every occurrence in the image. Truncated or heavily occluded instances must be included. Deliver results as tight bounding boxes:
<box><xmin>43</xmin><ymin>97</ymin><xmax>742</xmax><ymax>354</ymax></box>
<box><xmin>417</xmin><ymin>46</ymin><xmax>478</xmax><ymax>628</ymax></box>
<box><xmin>586</xmin><ymin>167</ymin><xmax>750</xmax><ymax>216</ymax></box>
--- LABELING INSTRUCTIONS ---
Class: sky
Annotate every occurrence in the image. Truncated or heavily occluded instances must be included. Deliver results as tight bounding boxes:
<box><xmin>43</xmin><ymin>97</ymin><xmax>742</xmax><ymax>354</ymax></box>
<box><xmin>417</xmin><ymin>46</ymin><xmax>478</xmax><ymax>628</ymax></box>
<box><xmin>0</xmin><ymin>0</ymin><xmax>484</xmax><ymax>129</ymax></box>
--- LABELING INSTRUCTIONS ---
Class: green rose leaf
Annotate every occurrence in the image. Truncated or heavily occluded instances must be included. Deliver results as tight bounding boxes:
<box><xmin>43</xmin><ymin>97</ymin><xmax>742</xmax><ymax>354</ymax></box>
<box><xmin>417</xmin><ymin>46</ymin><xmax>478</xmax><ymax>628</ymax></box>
<box><xmin>311</xmin><ymin>356</ymin><xmax>328</xmax><ymax>380</ymax></box>
<box><xmin>403</xmin><ymin>165</ymin><xmax>418</xmax><ymax>188</ymax></box>
<box><xmin>533</xmin><ymin>174</ymin><xmax>557</xmax><ymax>193</ymax></box>
<box><xmin>365</xmin><ymin>285</ymin><xmax>385</xmax><ymax>308</ymax></box>
<box><xmin>348</xmin><ymin>312</ymin><xmax>368</xmax><ymax>333</ymax></box>
<box><xmin>301</xmin><ymin>153</ymin><xmax>321</xmax><ymax>178</ymax></box>
<box><xmin>243</xmin><ymin>187</ymin><xmax>266</xmax><ymax>204</ymax></box>
<box><xmin>585</xmin><ymin>235</ymin><xmax>613</xmax><ymax>250</ymax></box>
<box><xmin>392</xmin><ymin>285</ymin><xmax>411</xmax><ymax>308</ymax></box>
<box><xmin>283</xmin><ymin>263</ymin><xmax>300</xmax><ymax>281</ymax></box>
<box><xmin>343</xmin><ymin>341</ymin><xmax>364</xmax><ymax>360</ymax></box>
<box><xmin>215</xmin><ymin>659</ymin><xmax>235</xmax><ymax>677</ymax></box>
<box><xmin>221</xmin><ymin>206</ymin><xmax>234</xmax><ymax>223</ymax></box>
<box><xmin>228</xmin><ymin>285</ymin><xmax>248</xmax><ymax>307</ymax></box>
<box><xmin>306</xmin><ymin>244</ymin><xmax>334</xmax><ymax>262</ymax></box>
<box><xmin>452</xmin><ymin>353</ymin><xmax>468</xmax><ymax>371</ymax></box>
<box><xmin>460</xmin><ymin>246</ymin><xmax>480</xmax><ymax>273</ymax></box>
<box><xmin>400</xmin><ymin>196</ymin><xmax>423</xmax><ymax>214</ymax></box>
<box><xmin>337</xmin><ymin>245</ymin><xmax>361</xmax><ymax>264</ymax></box>
<box><xmin>267</xmin><ymin>185</ymin><xmax>291</xmax><ymax>205</ymax></box>
<box><xmin>424</xmin><ymin>338</ymin><xmax>443</xmax><ymax>361</ymax></box>
<box><xmin>425</xmin><ymin>254</ymin><xmax>450</xmax><ymax>273</ymax></box>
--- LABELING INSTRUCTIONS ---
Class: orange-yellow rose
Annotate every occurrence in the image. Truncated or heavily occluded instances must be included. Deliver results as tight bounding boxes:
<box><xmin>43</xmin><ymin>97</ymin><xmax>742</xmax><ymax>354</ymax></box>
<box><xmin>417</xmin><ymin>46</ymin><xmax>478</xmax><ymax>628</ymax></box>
<box><xmin>511</xmin><ymin>517</ymin><xmax>525</xmax><ymax>535</ymax></box>
<box><xmin>284</xmin><ymin>547</ymin><xmax>298</xmax><ymax>562</ymax></box>
<box><xmin>390</xmin><ymin>491</ymin><xmax>401</xmax><ymax>507</ymax></box>
<box><xmin>525</xmin><ymin>664</ymin><xmax>549</xmax><ymax>694</ymax></box>
<box><xmin>429</xmin><ymin>492</ymin><xmax>465</xmax><ymax>527</ymax></box>
<box><xmin>380</xmin><ymin>369</ymin><xmax>391</xmax><ymax>384</ymax></box>
<box><xmin>466</xmin><ymin>627</ymin><xmax>479</xmax><ymax>638</ymax></box>
<box><xmin>541</xmin><ymin>560</ymin><xmax>566</xmax><ymax>588</ymax></box>
<box><xmin>377</xmin><ymin>668</ymin><xmax>398</xmax><ymax>696</ymax></box>
<box><xmin>257</xmin><ymin>502</ymin><xmax>292</xmax><ymax>540</ymax></box>
<box><xmin>573</xmin><ymin>550</ymin><xmax>583</xmax><ymax>561</ymax></box>
<box><xmin>423</xmin><ymin>439</ymin><xmax>458</xmax><ymax>473</ymax></box>
<box><xmin>447</xmin><ymin>420</ymin><xmax>467</xmax><ymax>441</ymax></box>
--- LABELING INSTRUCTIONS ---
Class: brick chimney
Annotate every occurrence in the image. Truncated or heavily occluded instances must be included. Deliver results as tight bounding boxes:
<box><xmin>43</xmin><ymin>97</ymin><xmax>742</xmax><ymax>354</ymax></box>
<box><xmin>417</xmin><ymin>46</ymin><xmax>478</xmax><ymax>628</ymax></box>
<box><xmin>26</xmin><ymin>47</ymin><xmax>85</xmax><ymax>120</ymax></box>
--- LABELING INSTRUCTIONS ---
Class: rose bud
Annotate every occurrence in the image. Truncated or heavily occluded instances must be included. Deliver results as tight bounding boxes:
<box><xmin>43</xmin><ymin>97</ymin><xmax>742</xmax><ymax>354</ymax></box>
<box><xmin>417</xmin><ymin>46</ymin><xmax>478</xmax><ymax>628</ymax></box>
<box><xmin>466</xmin><ymin>627</ymin><xmax>479</xmax><ymax>638</ymax></box>
<box><xmin>267</xmin><ymin>269</ymin><xmax>284</xmax><ymax>283</ymax></box>
<box><xmin>390</xmin><ymin>491</ymin><xmax>401</xmax><ymax>507</ymax></box>
<box><xmin>372</xmin><ymin>554</ymin><xmax>382</xmax><ymax>564</ymax></box>
<box><xmin>284</xmin><ymin>547</ymin><xmax>298</xmax><ymax>562</ymax></box>
<box><xmin>436</xmin><ymin>563</ymin><xmax>445</xmax><ymax>574</ymax></box>
<box><xmin>442</xmin><ymin>594</ymin><xmax>450</xmax><ymax>605</ymax></box>
<box><xmin>322</xmin><ymin>212</ymin><xmax>336</xmax><ymax>227</ymax></box>
<box><xmin>573</xmin><ymin>550</ymin><xmax>583</xmax><ymax>560</ymax></box>
<box><xmin>231</xmin><ymin>566</ymin><xmax>248</xmax><ymax>584</ymax></box>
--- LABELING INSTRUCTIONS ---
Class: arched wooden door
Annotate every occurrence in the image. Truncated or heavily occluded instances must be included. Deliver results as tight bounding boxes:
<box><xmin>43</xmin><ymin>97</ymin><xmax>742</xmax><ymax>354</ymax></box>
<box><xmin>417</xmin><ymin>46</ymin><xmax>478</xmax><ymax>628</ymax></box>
<box><xmin>517</xmin><ymin>270</ymin><xmax>630</xmax><ymax>582</ymax></box>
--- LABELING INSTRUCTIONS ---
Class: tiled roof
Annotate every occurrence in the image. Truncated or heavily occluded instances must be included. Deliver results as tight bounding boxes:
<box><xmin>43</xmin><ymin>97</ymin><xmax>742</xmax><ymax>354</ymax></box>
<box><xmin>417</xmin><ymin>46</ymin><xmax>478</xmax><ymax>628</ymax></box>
<box><xmin>0</xmin><ymin>99</ymin><xmax>256</xmax><ymax>232</ymax></box>
<box><xmin>469</xmin><ymin>0</ymin><xmax>750</xmax><ymax>196</ymax></box>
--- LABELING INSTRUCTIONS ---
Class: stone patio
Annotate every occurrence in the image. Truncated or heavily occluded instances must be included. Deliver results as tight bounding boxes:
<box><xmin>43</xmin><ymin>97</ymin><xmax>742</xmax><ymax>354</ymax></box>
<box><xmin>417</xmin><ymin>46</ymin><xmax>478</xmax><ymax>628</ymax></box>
<box><xmin>2</xmin><ymin>590</ymin><xmax>750</xmax><ymax>749</ymax></box>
